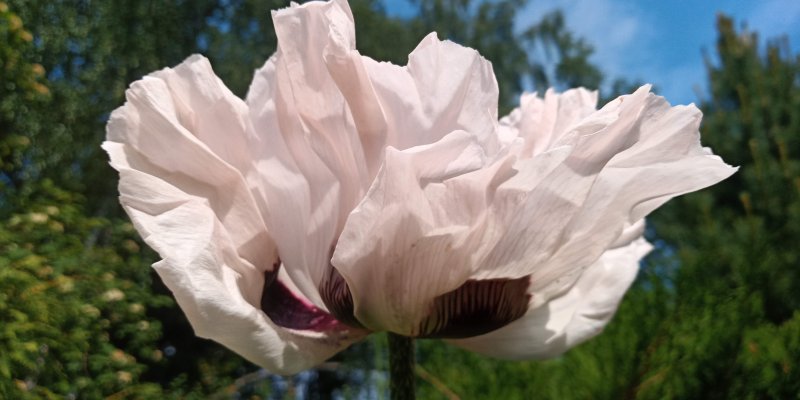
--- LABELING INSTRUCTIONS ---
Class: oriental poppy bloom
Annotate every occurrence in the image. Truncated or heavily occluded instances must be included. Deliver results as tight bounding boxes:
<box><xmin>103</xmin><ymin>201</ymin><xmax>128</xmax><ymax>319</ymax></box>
<box><xmin>103</xmin><ymin>0</ymin><xmax>735</xmax><ymax>374</ymax></box>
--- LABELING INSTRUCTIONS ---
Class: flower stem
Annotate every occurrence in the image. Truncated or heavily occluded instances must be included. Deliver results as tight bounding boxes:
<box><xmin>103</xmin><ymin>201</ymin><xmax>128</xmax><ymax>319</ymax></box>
<box><xmin>388</xmin><ymin>332</ymin><xmax>415</xmax><ymax>400</ymax></box>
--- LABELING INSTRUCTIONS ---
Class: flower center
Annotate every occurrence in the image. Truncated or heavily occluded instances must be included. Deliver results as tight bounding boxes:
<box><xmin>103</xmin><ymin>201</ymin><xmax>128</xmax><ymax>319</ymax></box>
<box><xmin>319</xmin><ymin>266</ymin><xmax>531</xmax><ymax>338</ymax></box>
<box><xmin>260</xmin><ymin>261</ymin><xmax>341</xmax><ymax>331</ymax></box>
<box><xmin>319</xmin><ymin>266</ymin><xmax>364</xmax><ymax>329</ymax></box>
<box><xmin>417</xmin><ymin>277</ymin><xmax>531</xmax><ymax>339</ymax></box>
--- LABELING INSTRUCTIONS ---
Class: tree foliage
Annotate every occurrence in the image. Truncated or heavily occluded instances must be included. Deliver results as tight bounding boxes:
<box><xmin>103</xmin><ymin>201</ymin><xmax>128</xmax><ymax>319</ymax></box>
<box><xmin>639</xmin><ymin>16</ymin><xmax>800</xmax><ymax>399</ymax></box>
<box><xmin>0</xmin><ymin>2</ymin><xmax>47</xmax><ymax>203</ymax></box>
<box><xmin>5</xmin><ymin>0</ymin><xmax>218</xmax><ymax>213</ymax></box>
<box><xmin>0</xmin><ymin>182</ymin><xmax>166</xmax><ymax>399</ymax></box>
<box><xmin>0</xmin><ymin>3</ymin><xmax>259</xmax><ymax>398</ymax></box>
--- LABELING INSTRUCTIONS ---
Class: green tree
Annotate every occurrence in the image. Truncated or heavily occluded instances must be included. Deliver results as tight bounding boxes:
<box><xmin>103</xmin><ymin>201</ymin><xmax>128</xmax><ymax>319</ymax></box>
<box><xmin>638</xmin><ymin>15</ymin><xmax>800</xmax><ymax>399</ymax></box>
<box><xmin>0</xmin><ymin>1</ymin><xmax>47</xmax><ymax>206</ymax></box>
<box><xmin>6</xmin><ymin>0</ymin><xmax>218</xmax><ymax>213</ymax></box>
<box><xmin>0</xmin><ymin>5</ymin><xmax>264</xmax><ymax>398</ymax></box>
<box><xmin>0</xmin><ymin>182</ymin><xmax>167</xmax><ymax>399</ymax></box>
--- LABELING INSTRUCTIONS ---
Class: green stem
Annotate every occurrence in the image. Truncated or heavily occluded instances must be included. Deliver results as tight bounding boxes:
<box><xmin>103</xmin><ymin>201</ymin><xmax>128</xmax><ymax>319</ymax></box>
<box><xmin>388</xmin><ymin>332</ymin><xmax>416</xmax><ymax>400</ymax></box>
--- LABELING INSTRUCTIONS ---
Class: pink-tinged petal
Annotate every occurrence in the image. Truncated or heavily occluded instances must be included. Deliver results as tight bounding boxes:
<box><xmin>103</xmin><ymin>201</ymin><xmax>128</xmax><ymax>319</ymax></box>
<box><xmin>322</xmin><ymin>0</ymin><xmax>501</xmax><ymax>167</ymax></box>
<box><xmin>332</xmin><ymin>130</ymin><xmax>490</xmax><ymax>335</ymax></box>
<box><xmin>327</xmin><ymin>32</ymin><xmax>501</xmax><ymax>160</ymax></box>
<box><xmin>530</xmin><ymin>92</ymin><xmax>737</xmax><ymax>294</ymax></box>
<box><xmin>242</xmin><ymin>0</ymin><xmax>369</xmax><ymax>310</ymax></box>
<box><xmin>447</xmin><ymin>237</ymin><xmax>652</xmax><ymax>359</ymax></box>
<box><xmin>145</xmin><ymin>55</ymin><xmax>286</xmax><ymax>234</ymax></box>
<box><xmin>471</xmin><ymin>87</ymin><xmax>652</xmax><ymax>280</ymax></box>
<box><xmin>148</xmin><ymin>55</ymin><xmax>254</xmax><ymax>178</ymax></box>
<box><xmin>270</xmin><ymin>0</ymin><xmax>370</xmax><ymax>201</ymax></box>
<box><xmin>247</xmin><ymin>55</ymin><xmax>333</xmax><ymax>310</ymax></box>
<box><xmin>112</xmin><ymin>166</ymin><xmax>365</xmax><ymax>375</ymax></box>
<box><xmin>471</xmin><ymin>87</ymin><xmax>736</xmax><ymax>311</ymax></box>
<box><xmin>612</xmin><ymin>219</ymin><xmax>646</xmax><ymax>248</ymax></box>
<box><xmin>500</xmin><ymin>88</ymin><xmax>599</xmax><ymax>157</ymax></box>
<box><xmin>103</xmin><ymin>59</ymin><xmax>275</xmax><ymax>270</ymax></box>
<box><xmin>103</xmin><ymin>54</ymin><xmax>367</xmax><ymax>372</ymax></box>
<box><xmin>245</xmin><ymin>0</ymin><xmax>505</xmax><ymax>313</ymax></box>
<box><xmin>368</xmin><ymin>33</ymin><xmax>500</xmax><ymax>152</ymax></box>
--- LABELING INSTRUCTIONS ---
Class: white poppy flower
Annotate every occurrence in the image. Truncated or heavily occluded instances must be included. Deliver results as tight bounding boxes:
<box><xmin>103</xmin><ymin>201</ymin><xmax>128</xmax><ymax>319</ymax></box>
<box><xmin>103</xmin><ymin>0</ymin><xmax>735</xmax><ymax>374</ymax></box>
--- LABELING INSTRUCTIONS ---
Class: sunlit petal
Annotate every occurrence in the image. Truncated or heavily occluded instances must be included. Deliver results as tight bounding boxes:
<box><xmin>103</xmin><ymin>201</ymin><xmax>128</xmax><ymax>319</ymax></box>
<box><xmin>448</xmin><ymin>237</ymin><xmax>652</xmax><ymax>359</ymax></box>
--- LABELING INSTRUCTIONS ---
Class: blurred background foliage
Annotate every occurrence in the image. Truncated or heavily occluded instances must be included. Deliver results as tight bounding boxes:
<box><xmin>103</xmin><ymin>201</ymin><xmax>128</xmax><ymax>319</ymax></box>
<box><xmin>0</xmin><ymin>0</ymin><xmax>798</xmax><ymax>398</ymax></box>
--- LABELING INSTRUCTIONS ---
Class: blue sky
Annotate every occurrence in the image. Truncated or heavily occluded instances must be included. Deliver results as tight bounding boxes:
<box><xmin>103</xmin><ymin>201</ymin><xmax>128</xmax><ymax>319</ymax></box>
<box><xmin>382</xmin><ymin>0</ymin><xmax>800</xmax><ymax>106</ymax></box>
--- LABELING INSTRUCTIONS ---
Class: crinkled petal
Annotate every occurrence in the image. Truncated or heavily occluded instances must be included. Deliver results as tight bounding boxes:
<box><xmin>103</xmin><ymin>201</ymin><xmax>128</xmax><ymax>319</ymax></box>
<box><xmin>470</xmin><ymin>87</ymin><xmax>652</xmax><ymax>280</ymax></box>
<box><xmin>113</xmin><ymin>167</ymin><xmax>363</xmax><ymax>374</ymax></box>
<box><xmin>447</xmin><ymin>237</ymin><xmax>652</xmax><ymax>359</ymax></box>
<box><xmin>499</xmin><ymin>88</ymin><xmax>599</xmax><ymax>157</ymax></box>
<box><xmin>356</xmin><ymin>33</ymin><xmax>500</xmax><ymax>153</ymax></box>
<box><xmin>242</xmin><ymin>0</ymin><xmax>369</xmax><ymax>310</ymax></box>
<box><xmin>148</xmin><ymin>55</ymin><xmax>255</xmax><ymax>179</ymax></box>
<box><xmin>324</xmin><ymin>19</ymin><xmax>501</xmax><ymax>175</ymax></box>
<box><xmin>103</xmin><ymin>58</ymin><xmax>275</xmax><ymax>270</ymax></box>
<box><xmin>332</xmin><ymin>130</ymin><xmax>489</xmax><ymax>335</ymax></box>
<box><xmin>248</xmin><ymin>54</ymin><xmax>338</xmax><ymax>310</ymax></box>
<box><xmin>270</xmin><ymin>0</ymin><xmax>370</xmax><ymax>203</ymax></box>
<box><xmin>103</xmin><ymin>53</ymin><xmax>366</xmax><ymax>373</ymax></box>
<box><xmin>145</xmin><ymin>55</ymin><xmax>290</xmax><ymax>241</ymax></box>
<box><xmin>473</xmin><ymin>86</ymin><xmax>737</xmax><ymax>310</ymax></box>
<box><xmin>245</xmin><ymin>0</ymin><xmax>505</xmax><ymax>312</ymax></box>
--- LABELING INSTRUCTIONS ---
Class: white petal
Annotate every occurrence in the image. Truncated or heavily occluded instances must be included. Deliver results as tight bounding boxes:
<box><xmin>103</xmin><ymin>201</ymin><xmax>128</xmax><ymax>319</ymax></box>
<box><xmin>149</xmin><ymin>55</ymin><xmax>255</xmax><ymax>178</ymax></box>
<box><xmin>146</xmin><ymin>55</ymin><xmax>290</xmax><ymax>239</ymax></box>
<box><xmin>448</xmin><ymin>237</ymin><xmax>653</xmax><ymax>359</ymax></box>
<box><xmin>332</xmin><ymin>130</ymin><xmax>489</xmax><ymax>335</ymax></box>
<box><xmin>472</xmin><ymin>87</ymin><xmax>653</xmax><ymax>281</ymax></box>
<box><xmin>103</xmin><ymin>58</ymin><xmax>275</xmax><ymax>270</ymax></box>
<box><xmin>104</xmin><ymin>51</ymin><xmax>366</xmax><ymax>372</ymax></box>
<box><xmin>116</xmin><ymin>167</ymin><xmax>365</xmax><ymax>374</ymax></box>
<box><xmin>245</xmin><ymin>0</ymin><xmax>505</xmax><ymax>312</ymax></box>
<box><xmin>247</xmin><ymin>55</ymin><xmax>334</xmax><ymax>310</ymax></box>
<box><xmin>612</xmin><ymin>219</ymin><xmax>646</xmax><ymax>248</ymax></box>
<box><xmin>501</xmin><ymin>88</ymin><xmax>599</xmax><ymax>157</ymax></box>
<box><xmin>542</xmin><ymin>92</ymin><xmax>738</xmax><ymax>277</ymax></box>
<box><xmin>325</xmin><ymin>27</ymin><xmax>502</xmax><ymax>169</ymax></box>
<box><xmin>241</xmin><ymin>0</ymin><xmax>370</xmax><ymax>310</ymax></box>
<box><xmin>270</xmin><ymin>0</ymin><xmax>370</xmax><ymax>200</ymax></box>
<box><xmin>363</xmin><ymin>33</ymin><xmax>500</xmax><ymax>152</ymax></box>
<box><xmin>471</xmin><ymin>86</ymin><xmax>736</xmax><ymax>310</ymax></box>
